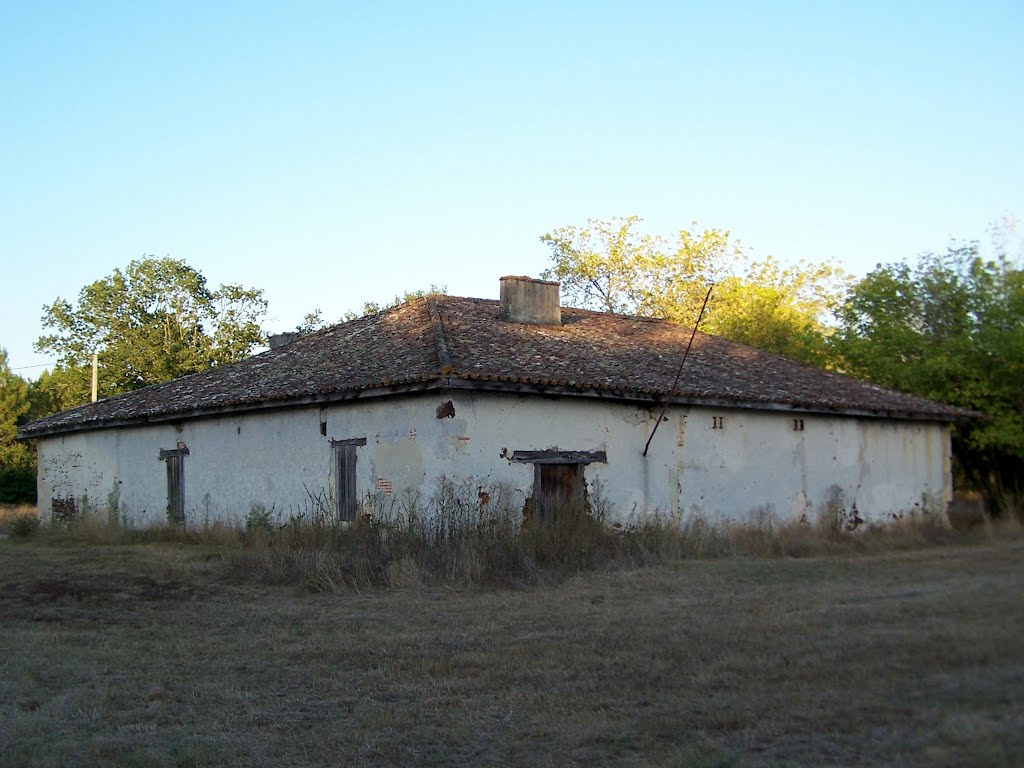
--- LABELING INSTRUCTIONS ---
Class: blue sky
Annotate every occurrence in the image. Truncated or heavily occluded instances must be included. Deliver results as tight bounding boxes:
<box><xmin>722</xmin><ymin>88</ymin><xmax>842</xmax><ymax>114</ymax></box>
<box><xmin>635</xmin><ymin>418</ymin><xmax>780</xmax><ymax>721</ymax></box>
<box><xmin>2</xmin><ymin>1</ymin><xmax>1022</xmax><ymax>376</ymax></box>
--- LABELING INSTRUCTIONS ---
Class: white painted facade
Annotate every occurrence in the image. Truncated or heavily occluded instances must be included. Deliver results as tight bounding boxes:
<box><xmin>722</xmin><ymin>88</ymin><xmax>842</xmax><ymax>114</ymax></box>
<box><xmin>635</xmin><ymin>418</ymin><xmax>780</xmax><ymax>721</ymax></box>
<box><xmin>35</xmin><ymin>391</ymin><xmax>953</xmax><ymax>528</ymax></box>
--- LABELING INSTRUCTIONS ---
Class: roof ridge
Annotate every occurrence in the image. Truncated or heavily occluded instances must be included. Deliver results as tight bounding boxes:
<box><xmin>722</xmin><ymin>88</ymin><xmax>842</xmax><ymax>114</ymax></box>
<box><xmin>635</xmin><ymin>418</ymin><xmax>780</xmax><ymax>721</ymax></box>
<box><xmin>426</xmin><ymin>296</ymin><xmax>454</xmax><ymax>375</ymax></box>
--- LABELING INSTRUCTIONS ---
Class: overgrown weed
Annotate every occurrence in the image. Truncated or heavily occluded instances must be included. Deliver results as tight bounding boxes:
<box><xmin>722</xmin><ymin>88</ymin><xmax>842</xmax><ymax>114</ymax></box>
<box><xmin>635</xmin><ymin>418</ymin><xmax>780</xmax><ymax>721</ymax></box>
<box><xmin>0</xmin><ymin>503</ymin><xmax>39</xmax><ymax>536</ymax></box>
<box><xmin>18</xmin><ymin>484</ymin><xmax>1022</xmax><ymax>591</ymax></box>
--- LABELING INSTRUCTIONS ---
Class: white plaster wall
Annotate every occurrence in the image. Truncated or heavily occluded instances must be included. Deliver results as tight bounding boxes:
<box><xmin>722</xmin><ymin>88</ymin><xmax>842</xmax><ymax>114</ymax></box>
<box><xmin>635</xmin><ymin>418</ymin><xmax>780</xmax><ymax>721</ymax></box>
<box><xmin>668</xmin><ymin>409</ymin><xmax>952</xmax><ymax>526</ymax></box>
<box><xmin>34</xmin><ymin>391</ymin><xmax>952</xmax><ymax>528</ymax></box>
<box><xmin>38</xmin><ymin>427</ymin><xmax>175</xmax><ymax>525</ymax></box>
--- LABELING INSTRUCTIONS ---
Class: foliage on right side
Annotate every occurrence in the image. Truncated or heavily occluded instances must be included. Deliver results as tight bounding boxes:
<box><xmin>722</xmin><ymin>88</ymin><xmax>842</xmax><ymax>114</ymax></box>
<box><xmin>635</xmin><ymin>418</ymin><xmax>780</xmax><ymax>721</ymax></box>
<box><xmin>830</xmin><ymin>227</ymin><xmax>1023</xmax><ymax>510</ymax></box>
<box><xmin>541</xmin><ymin>215</ymin><xmax>1023</xmax><ymax>511</ymax></box>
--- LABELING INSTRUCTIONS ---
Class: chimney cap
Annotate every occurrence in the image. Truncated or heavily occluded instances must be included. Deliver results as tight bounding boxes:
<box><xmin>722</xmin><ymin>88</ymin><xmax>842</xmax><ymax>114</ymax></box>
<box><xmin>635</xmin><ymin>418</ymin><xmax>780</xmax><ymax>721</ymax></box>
<box><xmin>500</xmin><ymin>275</ymin><xmax>559</xmax><ymax>286</ymax></box>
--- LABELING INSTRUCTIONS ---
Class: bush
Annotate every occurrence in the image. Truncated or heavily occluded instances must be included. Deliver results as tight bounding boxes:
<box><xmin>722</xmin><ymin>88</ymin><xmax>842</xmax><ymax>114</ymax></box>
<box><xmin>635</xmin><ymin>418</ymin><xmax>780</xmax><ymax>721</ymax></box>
<box><xmin>0</xmin><ymin>469</ymin><xmax>36</xmax><ymax>504</ymax></box>
<box><xmin>10</xmin><ymin>514</ymin><xmax>40</xmax><ymax>538</ymax></box>
<box><xmin>244</xmin><ymin>504</ymin><xmax>275</xmax><ymax>535</ymax></box>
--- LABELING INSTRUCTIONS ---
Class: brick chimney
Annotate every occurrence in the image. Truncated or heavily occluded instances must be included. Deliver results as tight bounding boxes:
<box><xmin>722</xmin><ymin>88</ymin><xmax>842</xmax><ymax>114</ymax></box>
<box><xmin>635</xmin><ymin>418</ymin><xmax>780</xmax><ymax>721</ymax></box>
<box><xmin>499</xmin><ymin>276</ymin><xmax>561</xmax><ymax>325</ymax></box>
<box><xmin>268</xmin><ymin>332</ymin><xmax>301</xmax><ymax>349</ymax></box>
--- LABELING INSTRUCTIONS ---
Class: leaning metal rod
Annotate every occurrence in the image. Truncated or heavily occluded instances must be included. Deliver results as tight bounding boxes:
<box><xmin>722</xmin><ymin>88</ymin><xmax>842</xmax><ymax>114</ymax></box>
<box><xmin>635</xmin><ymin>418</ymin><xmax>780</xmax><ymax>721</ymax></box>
<box><xmin>642</xmin><ymin>284</ymin><xmax>714</xmax><ymax>457</ymax></box>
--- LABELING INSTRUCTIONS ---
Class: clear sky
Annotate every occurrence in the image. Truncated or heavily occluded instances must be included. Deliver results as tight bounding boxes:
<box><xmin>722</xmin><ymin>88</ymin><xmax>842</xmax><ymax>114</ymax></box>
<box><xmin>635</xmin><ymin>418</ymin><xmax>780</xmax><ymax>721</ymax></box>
<box><xmin>2</xmin><ymin>1</ymin><xmax>1022</xmax><ymax>377</ymax></box>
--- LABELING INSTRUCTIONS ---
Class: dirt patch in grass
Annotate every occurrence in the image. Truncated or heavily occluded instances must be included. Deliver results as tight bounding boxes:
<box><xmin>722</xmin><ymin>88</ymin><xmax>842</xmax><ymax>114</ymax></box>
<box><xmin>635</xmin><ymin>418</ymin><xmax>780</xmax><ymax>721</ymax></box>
<box><xmin>1</xmin><ymin>539</ymin><xmax>1022</xmax><ymax>767</ymax></box>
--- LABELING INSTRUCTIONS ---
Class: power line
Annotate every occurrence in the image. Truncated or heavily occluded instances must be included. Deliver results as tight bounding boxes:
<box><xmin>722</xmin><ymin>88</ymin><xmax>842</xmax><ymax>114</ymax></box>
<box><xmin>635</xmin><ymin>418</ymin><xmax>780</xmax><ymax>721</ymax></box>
<box><xmin>9</xmin><ymin>362</ymin><xmax>58</xmax><ymax>371</ymax></box>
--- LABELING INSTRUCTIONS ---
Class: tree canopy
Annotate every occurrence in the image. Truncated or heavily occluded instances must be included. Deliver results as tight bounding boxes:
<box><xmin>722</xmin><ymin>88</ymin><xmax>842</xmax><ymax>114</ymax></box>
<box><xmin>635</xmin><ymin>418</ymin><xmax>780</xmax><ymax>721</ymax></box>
<box><xmin>0</xmin><ymin>349</ymin><xmax>33</xmax><ymax>471</ymax></box>
<box><xmin>35</xmin><ymin>257</ymin><xmax>267</xmax><ymax>406</ymax></box>
<box><xmin>541</xmin><ymin>216</ymin><xmax>847</xmax><ymax>365</ymax></box>
<box><xmin>832</xmin><ymin>238</ymin><xmax>1024</xmax><ymax>504</ymax></box>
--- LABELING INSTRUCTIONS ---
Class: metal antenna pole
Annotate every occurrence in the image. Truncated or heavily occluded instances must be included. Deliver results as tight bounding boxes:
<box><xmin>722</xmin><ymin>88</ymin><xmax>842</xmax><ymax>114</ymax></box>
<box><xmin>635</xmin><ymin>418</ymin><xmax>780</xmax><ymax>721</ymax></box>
<box><xmin>642</xmin><ymin>284</ymin><xmax>714</xmax><ymax>457</ymax></box>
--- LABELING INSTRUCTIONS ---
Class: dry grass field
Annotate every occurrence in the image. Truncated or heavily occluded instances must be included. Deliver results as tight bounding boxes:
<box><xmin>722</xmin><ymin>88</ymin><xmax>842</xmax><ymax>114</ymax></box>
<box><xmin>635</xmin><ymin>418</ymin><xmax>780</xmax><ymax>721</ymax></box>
<box><xmin>1</xmin><ymin>531</ymin><xmax>1022</xmax><ymax>767</ymax></box>
<box><xmin>0</xmin><ymin>503</ymin><xmax>37</xmax><ymax>533</ymax></box>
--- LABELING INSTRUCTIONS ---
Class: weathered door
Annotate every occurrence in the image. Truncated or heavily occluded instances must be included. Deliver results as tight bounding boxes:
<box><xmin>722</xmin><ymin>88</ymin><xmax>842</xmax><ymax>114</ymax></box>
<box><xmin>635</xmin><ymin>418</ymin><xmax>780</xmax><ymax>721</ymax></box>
<box><xmin>166</xmin><ymin>455</ymin><xmax>184</xmax><ymax>523</ymax></box>
<box><xmin>333</xmin><ymin>441</ymin><xmax>360</xmax><ymax>522</ymax></box>
<box><xmin>335</xmin><ymin>443</ymin><xmax>356</xmax><ymax>522</ymax></box>
<box><xmin>536</xmin><ymin>463</ymin><xmax>584</xmax><ymax>521</ymax></box>
<box><xmin>159</xmin><ymin>447</ymin><xmax>189</xmax><ymax>525</ymax></box>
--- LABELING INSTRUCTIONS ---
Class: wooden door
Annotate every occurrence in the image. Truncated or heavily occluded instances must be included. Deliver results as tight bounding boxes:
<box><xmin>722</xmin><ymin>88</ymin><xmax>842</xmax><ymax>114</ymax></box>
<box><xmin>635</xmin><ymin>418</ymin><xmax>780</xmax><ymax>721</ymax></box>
<box><xmin>334</xmin><ymin>442</ymin><xmax>357</xmax><ymax>522</ymax></box>
<box><xmin>537</xmin><ymin>463</ymin><xmax>584</xmax><ymax>521</ymax></box>
<box><xmin>164</xmin><ymin>453</ymin><xmax>185</xmax><ymax>524</ymax></box>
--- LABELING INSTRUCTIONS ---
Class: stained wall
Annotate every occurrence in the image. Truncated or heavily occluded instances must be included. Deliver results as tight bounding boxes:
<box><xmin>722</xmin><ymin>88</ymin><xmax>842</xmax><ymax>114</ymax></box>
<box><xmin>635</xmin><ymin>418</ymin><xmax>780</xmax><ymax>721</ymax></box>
<box><xmin>35</xmin><ymin>391</ymin><xmax>953</xmax><ymax>528</ymax></box>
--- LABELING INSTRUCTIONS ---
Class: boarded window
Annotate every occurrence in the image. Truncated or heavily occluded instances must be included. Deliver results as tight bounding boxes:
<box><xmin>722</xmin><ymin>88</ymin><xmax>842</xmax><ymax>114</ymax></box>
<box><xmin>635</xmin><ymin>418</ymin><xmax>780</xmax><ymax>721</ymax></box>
<box><xmin>509</xmin><ymin>449</ymin><xmax>607</xmax><ymax>523</ymax></box>
<box><xmin>513</xmin><ymin>452</ymin><xmax>608</xmax><ymax>561</ymax></box>
<box><xmin>332</xmin><ymin>438</ymin><xmax>366</xmax><ymax>522</ymax></box>
<box><xmin>535</xmin><ymin>463</ymin><xmax>585</xmax><ymax>521</ymax></box>
<box><xmin>159</xmin><ymin>447</ymin><xmax>189</xmax><ymax>525</ymax></box>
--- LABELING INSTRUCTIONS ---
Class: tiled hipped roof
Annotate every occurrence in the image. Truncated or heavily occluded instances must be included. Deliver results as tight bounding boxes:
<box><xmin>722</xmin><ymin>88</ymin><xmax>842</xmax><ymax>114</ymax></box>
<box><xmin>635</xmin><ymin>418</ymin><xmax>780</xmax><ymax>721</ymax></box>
<box><xmin>19</xmin><ymin>296</ymin><xmax>967</xmax><ymax>438</ymax></box>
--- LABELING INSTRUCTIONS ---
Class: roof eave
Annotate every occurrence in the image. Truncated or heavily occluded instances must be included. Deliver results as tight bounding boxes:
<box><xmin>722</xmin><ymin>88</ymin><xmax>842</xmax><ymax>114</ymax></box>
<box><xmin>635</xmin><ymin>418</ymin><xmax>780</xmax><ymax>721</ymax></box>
<box><xmin>444</xmin><ymin>377</ymin><xmax>965</xmax><ymax>422</ymax></box>
<box><xmin>17</xmin><ymin>377</ymin><xmax>454</xmax><ymax>439</ymax></box>
<box><xmin>17</xmin><ymin>372</ymin><xmax>968</xmax><ymax>441</ymax></box>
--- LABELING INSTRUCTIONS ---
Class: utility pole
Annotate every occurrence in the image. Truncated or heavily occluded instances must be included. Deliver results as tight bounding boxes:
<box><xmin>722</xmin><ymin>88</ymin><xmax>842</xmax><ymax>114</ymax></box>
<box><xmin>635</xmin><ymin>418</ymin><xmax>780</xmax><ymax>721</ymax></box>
<box><xmin>91</xmin><ymin>352</ymin><xmax>98</xmax><ymax>403</ymax></box>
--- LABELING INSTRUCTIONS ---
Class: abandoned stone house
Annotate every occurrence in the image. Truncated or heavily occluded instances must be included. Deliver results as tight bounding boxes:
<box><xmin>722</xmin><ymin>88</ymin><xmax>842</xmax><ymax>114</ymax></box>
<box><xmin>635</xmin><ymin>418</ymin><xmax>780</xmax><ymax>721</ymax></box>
<box><xmin>19</xmin><ymin>276</ymin><xmax>966</xmax><ymax>529</ymax></box>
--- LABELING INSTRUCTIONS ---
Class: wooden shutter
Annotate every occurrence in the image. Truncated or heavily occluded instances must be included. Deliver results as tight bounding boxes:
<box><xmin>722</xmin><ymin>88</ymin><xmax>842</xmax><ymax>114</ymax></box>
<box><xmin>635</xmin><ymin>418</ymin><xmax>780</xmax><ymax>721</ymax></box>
<box><xmin>332</xmin><ymin>438</ymin><xmax>366</xmax><ymax>522</ymax></box>
<box><xmin>159</xmin><ymin>447</ymin><xmax>189</xmax><ymax>525</ymax></box>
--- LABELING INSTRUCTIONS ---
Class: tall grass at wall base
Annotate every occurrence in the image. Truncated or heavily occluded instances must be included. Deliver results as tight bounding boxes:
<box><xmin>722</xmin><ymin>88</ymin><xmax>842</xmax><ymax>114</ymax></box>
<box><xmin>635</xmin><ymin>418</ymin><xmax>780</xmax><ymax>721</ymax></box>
<box><xmin>222</xmin><ymin>490</ymin><xmax>1019</xmax><ymax>591</ymax></box>
<box><xmin>0</xmin><ymin>503</ymin><xmax>39</xmax><ymax>537</ymax></box>
<box><xmin>13</xmin><ymin>482</ymin><xmax>1021</xmax><ymax>591</ymax></box>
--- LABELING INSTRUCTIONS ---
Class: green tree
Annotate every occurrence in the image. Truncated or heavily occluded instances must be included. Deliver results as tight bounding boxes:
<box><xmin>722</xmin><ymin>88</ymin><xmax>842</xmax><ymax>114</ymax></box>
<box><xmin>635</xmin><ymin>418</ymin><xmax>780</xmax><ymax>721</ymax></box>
<box><xmin>294</xmin><ymin>309</ymin><xmax>326</xmax><ymax>334</ymax></box>
<box><xmin>26</xmin><ymin>366</ymin><xmax>87</xmax><ymax>418</ymax></box>
<box><xmin>541</xmin><ymin>216</ymin><xmax>846</xmax><ymax>364</ymax></box>
<box><xmin>541</xmin><ymin>216</ymin><xmax>738</xmax><ymax>319</ymax></box>
<box><xmin>707</xmin><ymin>258</ymin><xmax>846</xmax><ymax>366</ymax></box>
<box><xmin>36</xmin><ymin>257</ymin><xmax>267</xmax><ymax>405</ymax></box>
<box><xmin>342</xmin><ymin>285</ymin><xmax>448</xmax><ymax>322</ymax></box>
<box><xmin>832</xmin><ymin>239</ymin><xmax>1024</xmax><ymax>508</ymax></box>
<box><xmin>0</xmin><ymin>349</ymin><xmax>33</xmax><ymax>471</ymax></box>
